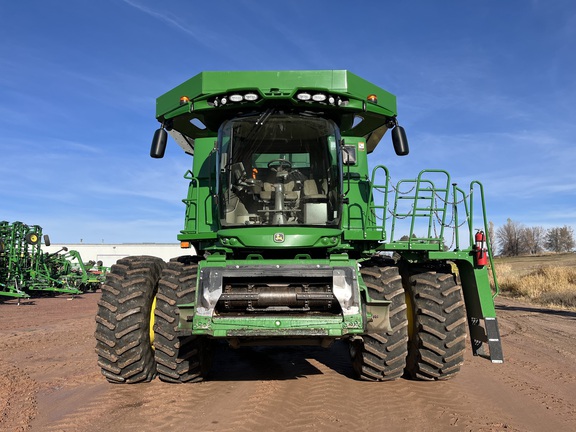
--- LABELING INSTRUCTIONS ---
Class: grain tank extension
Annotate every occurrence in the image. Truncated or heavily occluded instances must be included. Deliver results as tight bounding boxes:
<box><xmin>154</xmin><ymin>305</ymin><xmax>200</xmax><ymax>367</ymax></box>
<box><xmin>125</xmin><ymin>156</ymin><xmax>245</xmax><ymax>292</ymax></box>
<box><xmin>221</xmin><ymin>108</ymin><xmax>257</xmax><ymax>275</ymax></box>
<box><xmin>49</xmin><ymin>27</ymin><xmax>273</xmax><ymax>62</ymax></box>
<box><xmin>95</xmin><ymin>70</ymin><xmax>503</xmax><ymax>383</ymax></box>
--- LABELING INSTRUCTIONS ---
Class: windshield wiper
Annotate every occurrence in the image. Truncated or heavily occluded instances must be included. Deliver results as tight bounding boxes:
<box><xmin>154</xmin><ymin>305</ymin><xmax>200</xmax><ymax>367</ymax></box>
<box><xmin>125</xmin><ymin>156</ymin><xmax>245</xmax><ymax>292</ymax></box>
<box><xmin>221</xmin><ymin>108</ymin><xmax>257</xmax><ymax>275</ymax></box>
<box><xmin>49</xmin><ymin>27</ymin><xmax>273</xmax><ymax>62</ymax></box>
<box><xmin>256</xmin><ymin>108</ymin><xmax>274</xmax><ymax>126</ymax></box>
<box><xmin>241</xmin><ymin>108</ymin><xmax>275</xmax><ymax>144</ymax></box>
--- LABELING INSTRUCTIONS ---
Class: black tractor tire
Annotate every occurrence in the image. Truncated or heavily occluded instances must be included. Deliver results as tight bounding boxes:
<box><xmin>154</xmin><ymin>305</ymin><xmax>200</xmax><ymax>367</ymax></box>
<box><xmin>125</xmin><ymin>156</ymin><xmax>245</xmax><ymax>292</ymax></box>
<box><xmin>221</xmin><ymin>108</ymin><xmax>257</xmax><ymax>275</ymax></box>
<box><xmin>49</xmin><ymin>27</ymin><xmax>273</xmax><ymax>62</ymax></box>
<box><xmin>351</xmin><ymin>260</ymin><xmax>408</xmax><ymax>381</ymax></box>
<box><xmin>154</xmin><ymin>256</ymin><xmax>211</xmax><ymax>383</ymax></box>
<box><xmin>403</xmin><ymin>264</ymin><xmax>467</xmax><ymax>380</ymax></box>
<box><xmin>94</xmin><ymin>256</ymin><xmax>165</xmax><ymax>383</ymax></box>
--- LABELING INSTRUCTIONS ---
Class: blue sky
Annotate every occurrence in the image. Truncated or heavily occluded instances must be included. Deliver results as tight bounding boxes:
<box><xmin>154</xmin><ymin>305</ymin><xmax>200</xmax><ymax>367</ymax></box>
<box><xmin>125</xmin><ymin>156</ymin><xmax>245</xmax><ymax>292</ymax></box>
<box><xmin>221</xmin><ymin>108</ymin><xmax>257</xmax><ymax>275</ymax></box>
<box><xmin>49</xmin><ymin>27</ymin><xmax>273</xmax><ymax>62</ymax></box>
<box><xmin>1</xmin><ymin>0</ymin><xmax>575</xmax><ymax>245</ymax></box>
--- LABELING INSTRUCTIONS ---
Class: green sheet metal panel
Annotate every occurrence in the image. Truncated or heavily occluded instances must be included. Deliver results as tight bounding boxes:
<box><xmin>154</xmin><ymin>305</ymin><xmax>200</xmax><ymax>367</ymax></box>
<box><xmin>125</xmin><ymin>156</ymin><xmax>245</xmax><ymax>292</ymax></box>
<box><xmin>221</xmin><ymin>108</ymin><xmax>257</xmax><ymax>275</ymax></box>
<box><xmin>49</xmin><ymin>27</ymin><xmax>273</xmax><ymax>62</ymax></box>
<box><xmin>156</xmin><ymin>70</ymin><xmax>397</xmax><ymax>119</ymax></box>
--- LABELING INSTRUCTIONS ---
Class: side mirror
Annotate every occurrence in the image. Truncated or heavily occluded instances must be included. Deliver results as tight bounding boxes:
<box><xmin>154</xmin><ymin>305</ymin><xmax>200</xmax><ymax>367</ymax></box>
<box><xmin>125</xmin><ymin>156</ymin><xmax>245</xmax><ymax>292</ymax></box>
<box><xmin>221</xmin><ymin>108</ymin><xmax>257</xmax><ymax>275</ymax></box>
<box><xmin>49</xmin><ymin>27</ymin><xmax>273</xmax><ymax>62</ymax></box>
<box><xmin>44</xmin><ymin>235</ymin><xmax>51</xmax><ymax>247</ymax></box>
<box><xmin>150</xmin><ymin>128</ymin><xmax>168</xmax><ymax>158</ymax></box>
<box><xmin>392</xmin><ymin>125</ymin><xmax>409</xmax><ymax>156</ymax></box>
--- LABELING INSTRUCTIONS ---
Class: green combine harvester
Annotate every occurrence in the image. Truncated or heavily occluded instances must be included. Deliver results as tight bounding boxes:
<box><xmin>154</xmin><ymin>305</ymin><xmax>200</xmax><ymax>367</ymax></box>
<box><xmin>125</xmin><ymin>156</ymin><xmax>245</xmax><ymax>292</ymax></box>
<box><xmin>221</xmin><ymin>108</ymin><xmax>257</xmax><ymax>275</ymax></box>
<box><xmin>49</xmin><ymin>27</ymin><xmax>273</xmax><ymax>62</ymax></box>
<box><xmin>95</xmin><ymin>70</ymin><xmax>503</xmax><ymax>383</ymax></box>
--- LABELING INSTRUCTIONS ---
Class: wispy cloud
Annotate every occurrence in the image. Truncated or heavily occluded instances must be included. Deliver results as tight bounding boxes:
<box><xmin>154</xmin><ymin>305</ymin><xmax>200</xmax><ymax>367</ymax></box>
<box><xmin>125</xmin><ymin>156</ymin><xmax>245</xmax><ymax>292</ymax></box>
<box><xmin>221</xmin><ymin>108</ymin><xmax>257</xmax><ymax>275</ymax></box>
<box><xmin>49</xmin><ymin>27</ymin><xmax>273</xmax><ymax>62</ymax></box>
<box><xmin>121</xmin><ymin>0</ymin><xmax>206</xmax><ymax>44</ymax></box>
<box><xmin>120</xmin><ymin>0</ymin><xmax>259</xmax><ymax>62</ymax></box>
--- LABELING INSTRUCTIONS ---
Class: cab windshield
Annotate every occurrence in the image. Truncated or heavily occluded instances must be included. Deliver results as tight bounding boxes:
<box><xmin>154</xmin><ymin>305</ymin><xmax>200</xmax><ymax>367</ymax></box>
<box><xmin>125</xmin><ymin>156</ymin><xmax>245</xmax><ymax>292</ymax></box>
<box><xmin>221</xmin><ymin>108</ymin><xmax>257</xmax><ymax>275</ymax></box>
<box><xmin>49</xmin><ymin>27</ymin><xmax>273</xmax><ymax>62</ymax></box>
<box><xmin>218</xmin><ymin>113</ymin><xmax>342</xmax><ymax>227</ymax></box>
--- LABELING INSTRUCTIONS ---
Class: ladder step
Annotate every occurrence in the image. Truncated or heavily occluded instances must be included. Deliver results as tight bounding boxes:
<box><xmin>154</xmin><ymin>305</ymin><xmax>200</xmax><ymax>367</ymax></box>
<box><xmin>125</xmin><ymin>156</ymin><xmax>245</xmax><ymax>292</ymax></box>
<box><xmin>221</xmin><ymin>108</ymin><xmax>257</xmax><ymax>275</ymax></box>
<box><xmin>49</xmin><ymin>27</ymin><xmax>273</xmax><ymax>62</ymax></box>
<box><xmin>485</xmin><ymin>317</ymin><xmax>504</xmax><ymax>363</ymax></box>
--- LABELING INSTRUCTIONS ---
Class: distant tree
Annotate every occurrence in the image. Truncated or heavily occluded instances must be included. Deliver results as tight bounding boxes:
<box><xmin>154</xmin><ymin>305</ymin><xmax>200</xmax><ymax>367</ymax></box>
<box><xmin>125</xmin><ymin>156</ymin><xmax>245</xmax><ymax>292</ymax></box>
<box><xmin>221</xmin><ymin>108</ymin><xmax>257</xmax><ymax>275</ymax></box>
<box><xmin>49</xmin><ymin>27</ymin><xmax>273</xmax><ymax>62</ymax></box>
<box><xmin>521</xmin><ymin>226</ymin><xmax>546</xmax><ymax>255</ymax></box>
<box><xmin>545</xmin><ymin>226</ymin><xmax>575</xmax><ymax>253</ymax></box>
<box><xmin>488</xmin><ymin>221</ymin><xmax>496</xmax><ymax>251</ymax></box>
<box><xmin>496</xmin><ymin>219</ymin><xmax>524</xmax><ymax>256</ymax></box>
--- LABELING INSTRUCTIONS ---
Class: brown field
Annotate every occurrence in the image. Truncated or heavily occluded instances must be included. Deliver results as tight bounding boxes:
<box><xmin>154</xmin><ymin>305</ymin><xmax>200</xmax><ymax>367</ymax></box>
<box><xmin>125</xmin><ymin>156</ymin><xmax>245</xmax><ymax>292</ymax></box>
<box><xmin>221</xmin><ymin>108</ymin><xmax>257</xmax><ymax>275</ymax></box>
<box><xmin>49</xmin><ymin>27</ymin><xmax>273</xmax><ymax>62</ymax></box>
<box><xmin>493</xmin><ymin>252</ymin><xmax>576</xmax><ymax>309</ymax></box>
<box><xmin>493</xmin><ymin>252</ymin><xmax>576</xmax><ymax>276</ymax></box>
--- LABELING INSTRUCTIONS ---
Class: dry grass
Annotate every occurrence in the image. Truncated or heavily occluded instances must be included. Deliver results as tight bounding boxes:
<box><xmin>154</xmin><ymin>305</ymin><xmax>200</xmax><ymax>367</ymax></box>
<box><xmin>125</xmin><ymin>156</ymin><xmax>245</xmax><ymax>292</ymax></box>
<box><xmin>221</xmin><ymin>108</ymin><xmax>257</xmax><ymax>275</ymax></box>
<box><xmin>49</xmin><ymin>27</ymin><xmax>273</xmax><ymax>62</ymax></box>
<box><xmin>493</xmin><ymin>253</ymin><xmax>576</xmax><ymax>309</ymax></box>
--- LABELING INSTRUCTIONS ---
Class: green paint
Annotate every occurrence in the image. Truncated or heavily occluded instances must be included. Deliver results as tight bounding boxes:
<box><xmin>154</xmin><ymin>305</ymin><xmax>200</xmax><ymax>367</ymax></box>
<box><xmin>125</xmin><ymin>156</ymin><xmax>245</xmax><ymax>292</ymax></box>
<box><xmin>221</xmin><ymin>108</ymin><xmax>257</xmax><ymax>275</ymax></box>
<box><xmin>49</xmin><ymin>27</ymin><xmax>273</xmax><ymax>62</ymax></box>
<box><xmin>152</xmin><ymin>70</ymin><xmax>502</xmax><ymax>361</ymax></box>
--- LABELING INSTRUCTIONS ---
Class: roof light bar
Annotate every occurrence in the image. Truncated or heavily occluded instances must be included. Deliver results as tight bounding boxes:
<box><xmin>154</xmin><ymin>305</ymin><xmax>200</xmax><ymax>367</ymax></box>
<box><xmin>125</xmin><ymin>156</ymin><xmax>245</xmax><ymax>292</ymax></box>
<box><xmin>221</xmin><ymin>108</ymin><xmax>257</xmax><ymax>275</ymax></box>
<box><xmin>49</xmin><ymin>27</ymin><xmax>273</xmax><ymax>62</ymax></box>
<box><xmin>209</xmin><ymin>91</ymin><xmax>260</xmax><ymax>107</ymax></box>
<box><xmin>294</xmin><ymin>91</ymin><xmax>348</xmax><ymax>106</ymax></box>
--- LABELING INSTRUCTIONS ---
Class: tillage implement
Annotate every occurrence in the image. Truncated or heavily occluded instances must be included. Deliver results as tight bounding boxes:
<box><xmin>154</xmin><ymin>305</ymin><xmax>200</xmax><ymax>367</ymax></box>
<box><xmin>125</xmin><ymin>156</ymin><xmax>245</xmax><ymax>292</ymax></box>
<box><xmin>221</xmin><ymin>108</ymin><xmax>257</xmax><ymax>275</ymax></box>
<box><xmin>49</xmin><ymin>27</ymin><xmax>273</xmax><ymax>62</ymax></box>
<box><xmin>1</xmin><ymin>221</ymin><xmax>107</xmax><ymax>301</ymax></box>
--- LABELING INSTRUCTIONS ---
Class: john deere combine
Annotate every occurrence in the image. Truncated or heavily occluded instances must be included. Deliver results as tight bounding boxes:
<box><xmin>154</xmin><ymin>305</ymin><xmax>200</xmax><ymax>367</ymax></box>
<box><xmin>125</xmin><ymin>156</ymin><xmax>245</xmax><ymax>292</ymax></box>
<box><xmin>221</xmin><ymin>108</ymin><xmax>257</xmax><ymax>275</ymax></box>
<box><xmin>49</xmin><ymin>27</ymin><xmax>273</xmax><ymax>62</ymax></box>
<box><xmin>95</xmin><ymin>70</ymin><xmax>503</xmax><ymax>384</ymax></box>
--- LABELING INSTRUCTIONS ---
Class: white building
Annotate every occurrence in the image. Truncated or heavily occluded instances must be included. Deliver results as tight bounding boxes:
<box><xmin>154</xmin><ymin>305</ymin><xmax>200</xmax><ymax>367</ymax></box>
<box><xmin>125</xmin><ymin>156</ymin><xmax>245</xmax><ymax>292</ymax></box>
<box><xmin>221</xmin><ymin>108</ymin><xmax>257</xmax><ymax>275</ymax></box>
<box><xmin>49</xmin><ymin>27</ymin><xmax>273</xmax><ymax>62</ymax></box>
<box><xmin>41</xmin><ymin>243</ymin><xmax>197</xmax><ymax>268</ymax></box>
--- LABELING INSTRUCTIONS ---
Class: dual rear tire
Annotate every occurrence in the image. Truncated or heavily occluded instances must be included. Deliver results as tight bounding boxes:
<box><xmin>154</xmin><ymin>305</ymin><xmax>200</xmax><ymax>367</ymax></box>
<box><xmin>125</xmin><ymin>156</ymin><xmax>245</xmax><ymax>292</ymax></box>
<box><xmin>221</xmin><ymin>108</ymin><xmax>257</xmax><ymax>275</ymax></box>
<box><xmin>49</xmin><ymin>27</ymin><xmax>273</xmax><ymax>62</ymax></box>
<box><xmin>353</xmin><ymin>260</ymin><xmax>467</xmax><ymax>381</ymax></box>
<box><xmin>95</xmin><ymin>255</ymin><xmax>208</xmax><ymax>384</ymax></box>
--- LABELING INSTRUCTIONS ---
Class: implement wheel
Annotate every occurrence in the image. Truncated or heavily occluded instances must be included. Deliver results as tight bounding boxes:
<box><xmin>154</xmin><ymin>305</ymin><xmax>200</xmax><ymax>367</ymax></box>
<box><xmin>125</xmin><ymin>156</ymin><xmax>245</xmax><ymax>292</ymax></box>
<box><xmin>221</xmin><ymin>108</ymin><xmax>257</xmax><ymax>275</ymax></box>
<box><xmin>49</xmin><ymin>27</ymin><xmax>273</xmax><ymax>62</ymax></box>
<box><xmin>94</xmin><ymin>256</ymin><xmax>165</xmax><ymax>383</ymax></box>
<box><xmin>154</xmin><ymin>256</ymin><xmax>211</xmax><ymax>383</ymax></box>
<box><xmin>404</xmin><ymin>264</ymin><xmax>467</xmax><ymax>380</ymax></box>
<box><xmin>351</xmin><ymin>260</ymin><xmax>408</xmax><ymax>381</ymax></box>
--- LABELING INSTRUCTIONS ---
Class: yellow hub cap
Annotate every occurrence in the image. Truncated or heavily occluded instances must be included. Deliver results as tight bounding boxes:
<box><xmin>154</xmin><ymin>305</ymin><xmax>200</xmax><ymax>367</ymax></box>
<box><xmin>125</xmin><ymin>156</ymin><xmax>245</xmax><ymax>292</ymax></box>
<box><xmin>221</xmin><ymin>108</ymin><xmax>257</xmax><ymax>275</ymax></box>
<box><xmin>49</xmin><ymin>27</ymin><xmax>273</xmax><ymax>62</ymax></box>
<box><xmin>149</xmin><ymin>296</ymin><xmax>156</xmax><ymax>349</ymax></box>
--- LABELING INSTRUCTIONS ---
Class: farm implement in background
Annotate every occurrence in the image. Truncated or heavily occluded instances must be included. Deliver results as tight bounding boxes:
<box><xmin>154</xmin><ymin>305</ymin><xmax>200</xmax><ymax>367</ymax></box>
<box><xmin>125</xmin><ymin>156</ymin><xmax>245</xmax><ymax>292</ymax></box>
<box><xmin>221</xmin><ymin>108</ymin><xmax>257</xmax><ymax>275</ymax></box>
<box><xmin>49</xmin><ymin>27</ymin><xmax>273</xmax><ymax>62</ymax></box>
<box><xmin>0</xmin><ymin>221</ymin><xmax>108</xmax><ymax>301</ymax></box>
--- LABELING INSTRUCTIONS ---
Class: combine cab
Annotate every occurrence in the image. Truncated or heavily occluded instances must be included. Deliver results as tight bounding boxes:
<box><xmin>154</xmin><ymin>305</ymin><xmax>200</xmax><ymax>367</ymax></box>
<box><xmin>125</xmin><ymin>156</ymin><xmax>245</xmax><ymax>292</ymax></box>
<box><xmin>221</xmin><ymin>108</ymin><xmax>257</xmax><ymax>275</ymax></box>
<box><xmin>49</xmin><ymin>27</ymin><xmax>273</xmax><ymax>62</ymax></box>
<box><xmin>95</xmin><ymin>70</ymin><xmax>502</xmax><ymax>383</ymax></box>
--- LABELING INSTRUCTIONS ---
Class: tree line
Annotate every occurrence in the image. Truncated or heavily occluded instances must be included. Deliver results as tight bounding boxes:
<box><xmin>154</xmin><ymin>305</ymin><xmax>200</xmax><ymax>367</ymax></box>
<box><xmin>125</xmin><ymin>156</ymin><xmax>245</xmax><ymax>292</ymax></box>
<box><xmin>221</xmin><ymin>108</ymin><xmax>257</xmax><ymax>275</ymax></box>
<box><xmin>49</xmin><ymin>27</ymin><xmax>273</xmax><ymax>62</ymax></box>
<box><xmin>491</xmin><ymin>219</ymin><xmax>575</xmax><ymax>256</ymax></box>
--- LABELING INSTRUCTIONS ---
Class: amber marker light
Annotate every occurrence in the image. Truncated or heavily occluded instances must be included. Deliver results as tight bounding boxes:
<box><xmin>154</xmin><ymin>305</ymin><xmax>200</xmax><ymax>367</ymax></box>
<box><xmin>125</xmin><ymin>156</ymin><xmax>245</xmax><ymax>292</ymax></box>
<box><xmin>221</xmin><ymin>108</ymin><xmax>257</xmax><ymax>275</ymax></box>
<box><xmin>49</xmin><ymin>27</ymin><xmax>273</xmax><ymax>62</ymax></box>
<box><xmin>180</xmin><ymin>241</ymin><xmax>191</xmax><ymax>248</ymax></box>
<box><xmin>367</xmin><ymin>94</ymin><xmax>378</xmax><ymax>103</ymax></box>
<box><xmin>180</xmin><ymin>96</ymin><xmax>190</xmax><ymax>105</ymax></box>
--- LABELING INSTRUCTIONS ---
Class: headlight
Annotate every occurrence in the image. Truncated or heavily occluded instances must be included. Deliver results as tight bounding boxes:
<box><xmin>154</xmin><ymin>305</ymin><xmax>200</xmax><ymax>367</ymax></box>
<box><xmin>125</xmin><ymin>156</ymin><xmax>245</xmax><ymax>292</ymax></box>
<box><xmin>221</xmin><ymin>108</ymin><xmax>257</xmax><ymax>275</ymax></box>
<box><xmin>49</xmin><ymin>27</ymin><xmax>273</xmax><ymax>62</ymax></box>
<box><xmin>210</xmin><ymin>92</ymin><xmax>259</xmax><ymax>107</ymax></box>
<box><xmin>295</xmin><ymin>91</ymin><xmax>347</xmax><ymax>106</ymax></box>
<box><xmin>244</xmin><ymin>93</ymin><xmax>258</xmax><ymax>101</ymax></box>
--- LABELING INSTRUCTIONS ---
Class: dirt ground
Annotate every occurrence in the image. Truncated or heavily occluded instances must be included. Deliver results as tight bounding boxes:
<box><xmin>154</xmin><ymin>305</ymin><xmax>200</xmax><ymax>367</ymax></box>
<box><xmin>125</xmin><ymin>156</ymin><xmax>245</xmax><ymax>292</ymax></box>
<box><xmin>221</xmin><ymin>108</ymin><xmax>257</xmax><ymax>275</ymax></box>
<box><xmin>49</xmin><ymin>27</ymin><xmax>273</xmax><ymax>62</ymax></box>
<box><xmin>1</xmin><ymin>292</ymin><xmax>575</xmax><ymax>432</ymax></box>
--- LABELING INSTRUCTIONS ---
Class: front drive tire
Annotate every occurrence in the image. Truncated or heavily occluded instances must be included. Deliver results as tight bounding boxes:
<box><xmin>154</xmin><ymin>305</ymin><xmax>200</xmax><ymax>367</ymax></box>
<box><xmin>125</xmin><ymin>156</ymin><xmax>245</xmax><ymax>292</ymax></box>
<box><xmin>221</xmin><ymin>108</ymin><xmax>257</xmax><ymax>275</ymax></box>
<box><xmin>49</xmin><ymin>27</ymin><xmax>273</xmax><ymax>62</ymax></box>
<box><xmin>154</xmin><ymin>256</ymin><xmax>211</xmax><ymax>383</ymax></box>
<box><xmin>351</xmin><ymin>261</ymin><xmax>408</xmax><ymax>381</ymax></box>
<box><xmin>404</xmin><ymin>265</ymin><xmax>467</xmax><ymax>380</ymax></box>
<box><xmin>94</xmin><ymin>256</ymin><xmax>165</xmax><ymax>383</ymax></box>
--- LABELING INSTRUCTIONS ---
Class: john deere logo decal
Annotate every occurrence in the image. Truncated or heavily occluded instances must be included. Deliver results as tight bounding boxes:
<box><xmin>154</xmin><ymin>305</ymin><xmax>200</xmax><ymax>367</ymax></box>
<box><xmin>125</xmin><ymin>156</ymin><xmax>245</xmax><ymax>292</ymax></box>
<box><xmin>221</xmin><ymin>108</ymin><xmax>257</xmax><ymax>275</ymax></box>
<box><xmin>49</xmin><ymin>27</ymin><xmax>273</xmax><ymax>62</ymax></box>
<box><xmin>273</xmin><ymin>233</ymin><xmax>285</xmax><ymax>243</ymax></box>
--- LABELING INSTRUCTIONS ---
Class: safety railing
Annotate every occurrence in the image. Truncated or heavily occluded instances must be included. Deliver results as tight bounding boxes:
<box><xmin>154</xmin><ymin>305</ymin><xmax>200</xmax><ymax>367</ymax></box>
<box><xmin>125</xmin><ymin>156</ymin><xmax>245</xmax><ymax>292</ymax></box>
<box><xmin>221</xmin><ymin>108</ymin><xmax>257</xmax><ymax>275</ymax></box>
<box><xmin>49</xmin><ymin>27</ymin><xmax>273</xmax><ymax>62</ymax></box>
<box><xmin>368</xmin><ymin>166</ymin><xmax>496</xmax><ymax>259</ymax></box>
<box><xmin>182</xmin><ymin>170</ymin><xmax>200</xmax><ymax>234</ymax></box>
